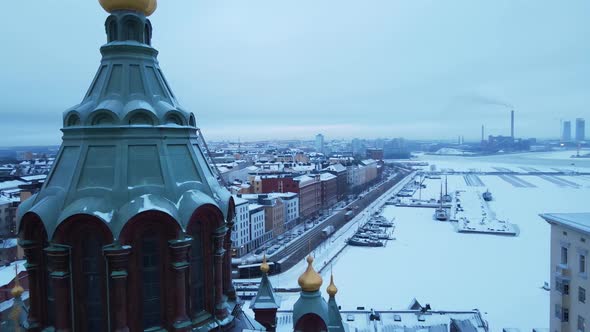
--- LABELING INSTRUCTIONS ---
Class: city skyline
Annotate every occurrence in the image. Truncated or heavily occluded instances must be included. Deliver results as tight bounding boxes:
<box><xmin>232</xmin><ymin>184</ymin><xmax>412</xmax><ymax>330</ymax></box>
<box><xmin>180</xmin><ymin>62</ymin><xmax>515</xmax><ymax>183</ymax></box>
<box><xmin>1</xmin><ymin>1</ymin><xmax>589</xmax><ymax>145</ymax></box>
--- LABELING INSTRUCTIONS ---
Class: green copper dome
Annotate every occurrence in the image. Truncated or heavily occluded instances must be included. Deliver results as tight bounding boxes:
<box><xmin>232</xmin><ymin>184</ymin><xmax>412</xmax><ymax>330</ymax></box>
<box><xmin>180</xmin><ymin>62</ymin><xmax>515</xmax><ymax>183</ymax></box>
<box><xmin>17</xmin><ymin>8</ymin><xmax>232</xmax><ymax>239</ymax></box>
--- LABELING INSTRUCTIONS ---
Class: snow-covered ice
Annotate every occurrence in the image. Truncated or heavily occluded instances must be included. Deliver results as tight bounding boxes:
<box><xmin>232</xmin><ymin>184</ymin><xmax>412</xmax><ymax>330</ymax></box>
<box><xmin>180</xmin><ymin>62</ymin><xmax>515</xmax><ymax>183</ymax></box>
<box><xmin>252</xmin><ymin>151</ymin><xmax>590</xmax><ymax>331</ymax></box>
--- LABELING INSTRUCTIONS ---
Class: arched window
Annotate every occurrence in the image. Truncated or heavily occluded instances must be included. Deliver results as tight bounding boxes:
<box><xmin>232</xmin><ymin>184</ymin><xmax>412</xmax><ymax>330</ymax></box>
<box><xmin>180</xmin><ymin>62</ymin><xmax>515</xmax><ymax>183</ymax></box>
<box><xmin>190</xmin><ymin>229</ymin><xmax>205</xmax><ymax>315</ymax></box>
<box><xmin>141</xmin><ymin>234</ymin><xmax>162</xmax><ymax>327</ymax></box>
<box><xmin>295</xmin><ymin>313</ymin><xmax>328</xmax><ymax>332</ymax></box>
<box><xmin>145</xmin><ymin>23</ymin><xmax>151</xmax><ymax>45</ymax></box>
<box><xmin>119</xmin><ymin>212</ymin><xmax>180</xmax><ymax>331</ymax></box>
<box><xmin>125</xmin><ymin>20</ymin><xmax>140</xmax><ymax>42</ymax></box>
<box><xmin>108</xmin><ymin>20</ymin><xmax>118</xmax><ymax>42</ymax></box>
<box><xmin>54</xmin><ymin>217</ymin><xmax>113</xmax><ymax>332</ymax></box>
<box><xmin>80</xmin><ymin>233</ymin><xmax>105</xmax><ymax>331</ymax></box>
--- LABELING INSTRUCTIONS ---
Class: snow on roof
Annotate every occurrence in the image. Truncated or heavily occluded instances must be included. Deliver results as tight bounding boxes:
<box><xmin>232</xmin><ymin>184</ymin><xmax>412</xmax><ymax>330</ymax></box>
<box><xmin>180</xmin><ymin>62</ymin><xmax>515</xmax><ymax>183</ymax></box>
<box><xmin>217</xmin><ymin>166</ymin><xmax>230</xmax><ymax>173</ymax></box>
<box><xmin>293</xmin><ymin>175</ymin><xmax>315</xmax><ymax>186</ymax></box>
<box><xmin>20</xmin><ymin>175</ymin><xmax>47</xmax><ymax>182</ymax></box>
<box><xmin>0</xmin><ymin>180</ymin><xmax>26</xmax><ymax>191</ymax></box>
<box><xmin>233</xmin><ymin>196</ymin><xmax>249</xmax><ymax>206</ymax></box>
<box><xmin>0</xmin><ymin>196</ymin><xmax>12</xmax><ymax>205</ymax></box>
<box><xmin>0</xmin><ymin>260</ymin><xmax>26</xmax><ymax>288</ymax></box>
<box><xmin>325</xmin><ymin>163</ymin><xmax>346</xmax><ymax>173</ymax></box>
<box><xmin>360</xmin><ymin>159</ymin><xmax>377</xmax><ymax>166</ymax></box>
<box><xmin>540</xmin><ymin>213</ymin><xmax>590</xmax><ymax>235</ymax></box>
<box><xmin>0</xmin><ymin>238</ymin><xmax>18</xmax><ymax>249</ymax></box>
<box><xmin>291</xmin><ymin>165</ymin><xmax>315</xmax><ymax>172</ymax></box>
<box><xmin>0</xmin><ymin>290</ymin><xmax>29</xmax><ymax>312</ymax></box>
<box><xmin>249</xmin><ymin>204</ymin><xmax>264</xmax><ymax>212</ymax></box>
<box><xmin>319</xmin><ymin>173</ymin><xmax>337</xmax><ymax>181</ymax></box>
<box><xmin>268</xmin><ymin>192</ymin><xmax>297</xmax><ymax>199</ymax></box>
<box><xmin>276</xmin><ymin>309</ymin><xmax>485</xmax><ymax>332</ymax></box>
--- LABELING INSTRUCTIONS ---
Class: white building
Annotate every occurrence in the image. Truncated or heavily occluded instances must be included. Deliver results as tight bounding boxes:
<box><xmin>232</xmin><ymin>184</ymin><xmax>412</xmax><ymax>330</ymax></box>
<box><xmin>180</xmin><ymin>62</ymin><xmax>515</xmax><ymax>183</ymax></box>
<box><xmin>315</xmin><ymin>134</ymin><xmax>325</xmax><ymax>154</ymax></box>
<box><xmin>0</xmin><ymin>196</ymin><xmax>17</xmax><ymax>238</ymax></box>
<box><xmin>541</xmin><ymin>213</ymin><xmax>589</xmax><ymax>332</ymax></box>
<box><xmin>231</xmin><ymin>196</ymin><xmax>250</xmax><ymax>257</ymax></box>
<box><xmin>248</xmin><ymin>204</ymin><xmax>267</xmax><ymax>250</ymax></box>
<box><xmin>270</xmin><ymin>192</ymin><xmax>299</xmax><ymax>230</ymax></box>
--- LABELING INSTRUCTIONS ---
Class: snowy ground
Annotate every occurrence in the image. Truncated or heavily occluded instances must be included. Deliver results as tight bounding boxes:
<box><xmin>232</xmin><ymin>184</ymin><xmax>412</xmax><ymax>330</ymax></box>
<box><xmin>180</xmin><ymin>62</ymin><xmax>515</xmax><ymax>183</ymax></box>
<box><xmin>248</xmin><ymin>152</ymin><xmax>590</xmax><ymax>331</ymax></box>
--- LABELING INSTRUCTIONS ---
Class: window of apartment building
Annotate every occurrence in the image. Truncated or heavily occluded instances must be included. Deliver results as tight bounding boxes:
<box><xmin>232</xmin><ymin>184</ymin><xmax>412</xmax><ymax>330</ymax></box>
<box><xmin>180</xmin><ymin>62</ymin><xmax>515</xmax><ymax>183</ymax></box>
<box><xmin>555</xmin><ymin>304</ymin><xmax>561</xmax><ymax>320</ymax></box>
<box><xmin>561</xmin><ymin>246</ymin><xmax>568</xmax><ymax>265</ymax></box>
<box><xmin>556</xmin><ymin>279</ymin><xmax>570</xmax><ymax>295</ymax></box>
<box><xmin>579</xmin><ymin>315</ymin><xmax>586</xmax><ymax>332</ymax></box>
<box><xmin>580</xmin><ymin>287</ymin><xmax>586</xmax><ymax>303</ymax></box>
<box><xmin>581</xmin><ymin>254</ymin><xmax>587</xmax><ymax>274</ymax></box>
<box><xmin>563</xmin><ymin>308</ymin><xmax>569</xmax><ymax>322</ymax></box>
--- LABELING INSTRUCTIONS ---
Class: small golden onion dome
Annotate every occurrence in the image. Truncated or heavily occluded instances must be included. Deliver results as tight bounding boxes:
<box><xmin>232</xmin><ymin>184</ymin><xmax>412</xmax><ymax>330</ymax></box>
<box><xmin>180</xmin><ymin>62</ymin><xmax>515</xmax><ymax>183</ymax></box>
<box><xmin>260</xmin><ymin>254</ymin><xmax>270</xmax><ymax>274</ymax></box>
<box><xmin>11</xmin><ymin>284</ymin><xmax>24</xmax><ymax>297</ymax></box>
<box><xmin>298</xmin><ymin>255</ymin><xmax>323</xmax><ymax>292</ymax></box>
<box><xmin>99</xmin><ymin>0</ymin><xmax>158</xmax><ymax>16</ymax></box>
<box><xmin>326</xmin><ymin>273</ymin><xmax>338</xmax><ymax>297</ymax></box>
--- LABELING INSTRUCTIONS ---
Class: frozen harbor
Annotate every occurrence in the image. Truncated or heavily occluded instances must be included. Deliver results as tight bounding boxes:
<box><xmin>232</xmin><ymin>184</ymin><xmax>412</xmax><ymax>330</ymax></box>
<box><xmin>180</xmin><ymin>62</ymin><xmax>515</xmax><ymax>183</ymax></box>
<box><xmin>249</xmin><ymin>151</ymin><xmax>590</xmax><ymax>331</ymax></box>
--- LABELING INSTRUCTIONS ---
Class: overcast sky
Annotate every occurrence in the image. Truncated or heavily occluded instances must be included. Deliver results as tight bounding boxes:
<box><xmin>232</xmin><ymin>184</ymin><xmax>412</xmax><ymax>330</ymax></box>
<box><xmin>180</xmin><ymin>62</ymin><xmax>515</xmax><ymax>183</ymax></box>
<box><xmin>0</xmin><ymin>1</ymin><xmax>588</xmax><ymax>146</ymax></box>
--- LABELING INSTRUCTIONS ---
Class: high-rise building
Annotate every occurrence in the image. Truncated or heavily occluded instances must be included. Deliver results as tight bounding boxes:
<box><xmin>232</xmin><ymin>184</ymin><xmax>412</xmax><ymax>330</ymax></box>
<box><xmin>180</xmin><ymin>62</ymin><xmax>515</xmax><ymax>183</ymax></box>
<box><xmin>576</xmin><ymin>118</ymin><xmax>586</xmax><ymax>142</ymax></box>
<box><xmin>351</xmin><ymin>138</ymin><xmax>361</xmax><ymax>155</ymax></box>
<box><xmin>563</xmin><ymin>121</ymin><xmax>572</xmax><ymax>142</ymax></box>
<box><xmin>315</xmin><ymin>134</ymin><xmax>325</xmax><ymax>154</ymax></box>
<box><xmin>540</xmin><ymin>213</ymin><xmax>589</xmax><ymax>332</ymax></box>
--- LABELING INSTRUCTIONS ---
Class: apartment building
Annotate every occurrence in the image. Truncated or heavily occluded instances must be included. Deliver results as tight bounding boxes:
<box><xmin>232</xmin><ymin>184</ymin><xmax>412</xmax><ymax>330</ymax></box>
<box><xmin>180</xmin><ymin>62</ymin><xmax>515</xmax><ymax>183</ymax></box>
<box><xmin>541</xmin><ymin>213</ymin><xmax>589</xmax><ymax>332</ymax></box>
<box><xmin>248</xmin><ymin>204</ymin><xmax>267</xmax><ymax>250</ymax></box>
<box><xmin>231</xmin><ymin>196</ymin><xmax>250</xmax><ymax>257</ymax></box>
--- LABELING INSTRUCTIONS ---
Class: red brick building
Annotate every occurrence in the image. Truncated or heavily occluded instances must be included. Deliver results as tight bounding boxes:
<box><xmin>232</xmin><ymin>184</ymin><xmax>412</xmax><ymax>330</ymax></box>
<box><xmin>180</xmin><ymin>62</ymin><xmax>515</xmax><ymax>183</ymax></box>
<box><xmin>251</xmin><ymin>174</ymin><xmax>321</xmax><ymax>219</ymax></box>
<box><xmin>319</xmin><ymin>173</ymin><xmax>338</xmax><ymax>210</ymax></box>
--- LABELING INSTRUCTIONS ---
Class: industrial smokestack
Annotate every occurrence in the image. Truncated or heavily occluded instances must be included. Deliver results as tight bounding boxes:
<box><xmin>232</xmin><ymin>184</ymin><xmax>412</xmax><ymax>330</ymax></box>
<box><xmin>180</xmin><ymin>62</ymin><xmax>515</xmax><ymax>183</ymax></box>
<box><xmin>511</xmin><ymin>110</ymin><xmax>515</xmax><ymax>139</ymax></box>
<box><xmin>481</xmin><ymin>124</ymin><xmax>485</xmax><ymax>142</ymax></box>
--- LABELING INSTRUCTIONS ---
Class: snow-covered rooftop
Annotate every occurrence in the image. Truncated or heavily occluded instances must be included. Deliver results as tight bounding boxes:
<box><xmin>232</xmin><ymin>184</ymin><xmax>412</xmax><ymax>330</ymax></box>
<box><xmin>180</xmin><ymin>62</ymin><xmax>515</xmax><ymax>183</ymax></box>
<box><xmin>540</xmin><ymin>212</ymin><xmax>590</xmax><ymax>235</ymax></box>
<box><xmin>276</xmin><ymin>309</ymin><xmax>486</xmax><ymax>332</ymax></box>
<box><xmin>319</xmin><ymin>173</ymin><xmax>337</xmax><ymax>181</ymax></box>
<box><xmin>233</xmin><ymin>195</ymin><xmax>249</xmax><ymax>206</ymax></box>
<box><xmin>248</xmin><ymin>204</ymin><xmax>264</xmax><ymax>212</ymax></box>
<box><xmin>0</xmin><ymin>260</ymin><xmax>26</xmax><ymax>288</ymax></box>
<box><xmin>20</xmin><ymin>175</ymin><xmax>47</xmax><ymax>182</ymax></box>
<box><xmin>0</xmin><ymin>180</ymin><xmax>26</xmax><ymax>191</ymax></box>
<box><xmin>325</xmin><ymin>163</ymin><xmax>347</xmax><ymax>173</ymax></box>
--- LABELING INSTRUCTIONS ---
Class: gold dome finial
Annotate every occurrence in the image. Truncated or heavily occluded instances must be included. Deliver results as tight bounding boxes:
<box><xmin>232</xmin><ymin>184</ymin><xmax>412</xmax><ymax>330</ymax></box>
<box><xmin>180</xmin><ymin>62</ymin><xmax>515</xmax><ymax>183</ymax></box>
<box><xmin>260</xmin><ymin>254</ymin><xmax>270</xmax><ymax>274</ymax></box>
<box><xmin>11</xmin><ymin>265</ymin><xmax>24</xmax><ymax>297</ymax></box>
<box><xmin>297</xmin><ymin>254</ymin><xmax>323</xmax><ymax>292</ymax></box>
<box><xmin>99</xmin><ymin>0</ymin><xmax>158</xmax><ymax>16</ymax></box>
<box><xmin>327</xmin><ymin>273</ymin><xmax>338</xmax><ymax>297</ymax></box>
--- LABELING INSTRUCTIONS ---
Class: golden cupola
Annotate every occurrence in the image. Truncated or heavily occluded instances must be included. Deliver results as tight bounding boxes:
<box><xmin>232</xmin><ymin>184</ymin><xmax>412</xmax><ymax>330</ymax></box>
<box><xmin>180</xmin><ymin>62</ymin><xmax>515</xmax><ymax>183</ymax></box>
<box><xmin>260</xmin><ymin>254</ymin><xmax>270</xmax><ymax>274</ymax></box>
<box><xmin>326</xmin><ymin>273</ymin><xmax>338</xmax><ymax>297</ymax></box>
<box><xmin>298</xmin><ymin>255</ymin><xmax>323</xmax><ymax>292</ymax></box>
<box><xmin>99</xmin><ymin>0</ymin><xmax>157</xmax><ymax>16</ymax></box>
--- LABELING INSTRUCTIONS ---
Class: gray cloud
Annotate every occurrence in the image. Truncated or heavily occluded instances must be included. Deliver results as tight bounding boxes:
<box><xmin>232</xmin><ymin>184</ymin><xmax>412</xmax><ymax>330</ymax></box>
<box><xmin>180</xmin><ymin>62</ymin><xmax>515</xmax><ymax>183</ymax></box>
<box><xmin>0</xmin><ymin>0</ymin><xmax>589</xmax><ymax>145</ymax></box>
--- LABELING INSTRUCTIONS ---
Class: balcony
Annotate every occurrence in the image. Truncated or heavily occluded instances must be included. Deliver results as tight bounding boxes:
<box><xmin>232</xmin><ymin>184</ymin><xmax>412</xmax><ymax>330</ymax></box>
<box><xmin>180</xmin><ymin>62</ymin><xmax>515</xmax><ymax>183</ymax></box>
<box><xmin>556</xmin><ymin>264</ymin><xmax>571</xmax><ymax>277</ymax></box>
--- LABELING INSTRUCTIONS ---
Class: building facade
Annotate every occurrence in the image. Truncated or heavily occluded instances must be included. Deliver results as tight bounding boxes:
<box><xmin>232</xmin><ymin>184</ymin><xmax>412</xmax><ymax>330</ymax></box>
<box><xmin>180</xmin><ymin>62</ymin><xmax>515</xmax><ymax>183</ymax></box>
<box><xmin>248</xmin><ymin>204</ymin><xmax>267</xmax><ymax>250</ymax></box>
<box><xmin>563</xmin><ymin>121</ymin><xmax>572</xmax><ymax>142</ymax></box>
<box><xmin>276</xmin><ymin>192</ymin><xmax>299</xmax><ymax>229</ymax></box>
<box><xmin>294</xmin><ymin>175</ymin><xmax>321</xmax><ymax>218</ymax></box>
<box><xmin>257</xmin><ymin>196</ymin><xmax>285</xmax><ymax>238</ymax></box>
<box><xmin>325</xmin><ymin>164</ymin><xmax>348</xmax><ymax>201</ymax></box>
<box><xmin>232</xmin><ymin>196</ymin><xmax>250</xmax><ymax>257</ymax></box>
<box><xmin>576</xmin><ymin>118</ymin><xmax>586</xmax><ymax>142</ymax></box>
<box><xmin>541</xmin><ymin>213</ymin><xmax>589</xmax><ymax>332</ymax></box>
<box><xmin>315</xmin><ymin>134</ymin><xmax>325</xmax><ymax>154</ymax></box>
<box><xmin>319</xmin><ymin>173</ymin><xmax>338</xmax><ymax>211</ymax></box>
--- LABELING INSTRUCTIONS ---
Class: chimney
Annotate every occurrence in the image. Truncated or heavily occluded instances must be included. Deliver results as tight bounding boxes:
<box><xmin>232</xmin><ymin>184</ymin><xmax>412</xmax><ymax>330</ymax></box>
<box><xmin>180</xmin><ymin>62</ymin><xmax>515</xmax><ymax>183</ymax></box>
<box><xmin>481</xmin><ymin>125</ymin><xmax>485</xmax><ymax>142</ymax></box>
<box><xmin>511</xmin><ymin>110</ymin><xmax>515</xmax><ymax>139</ymax></box>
